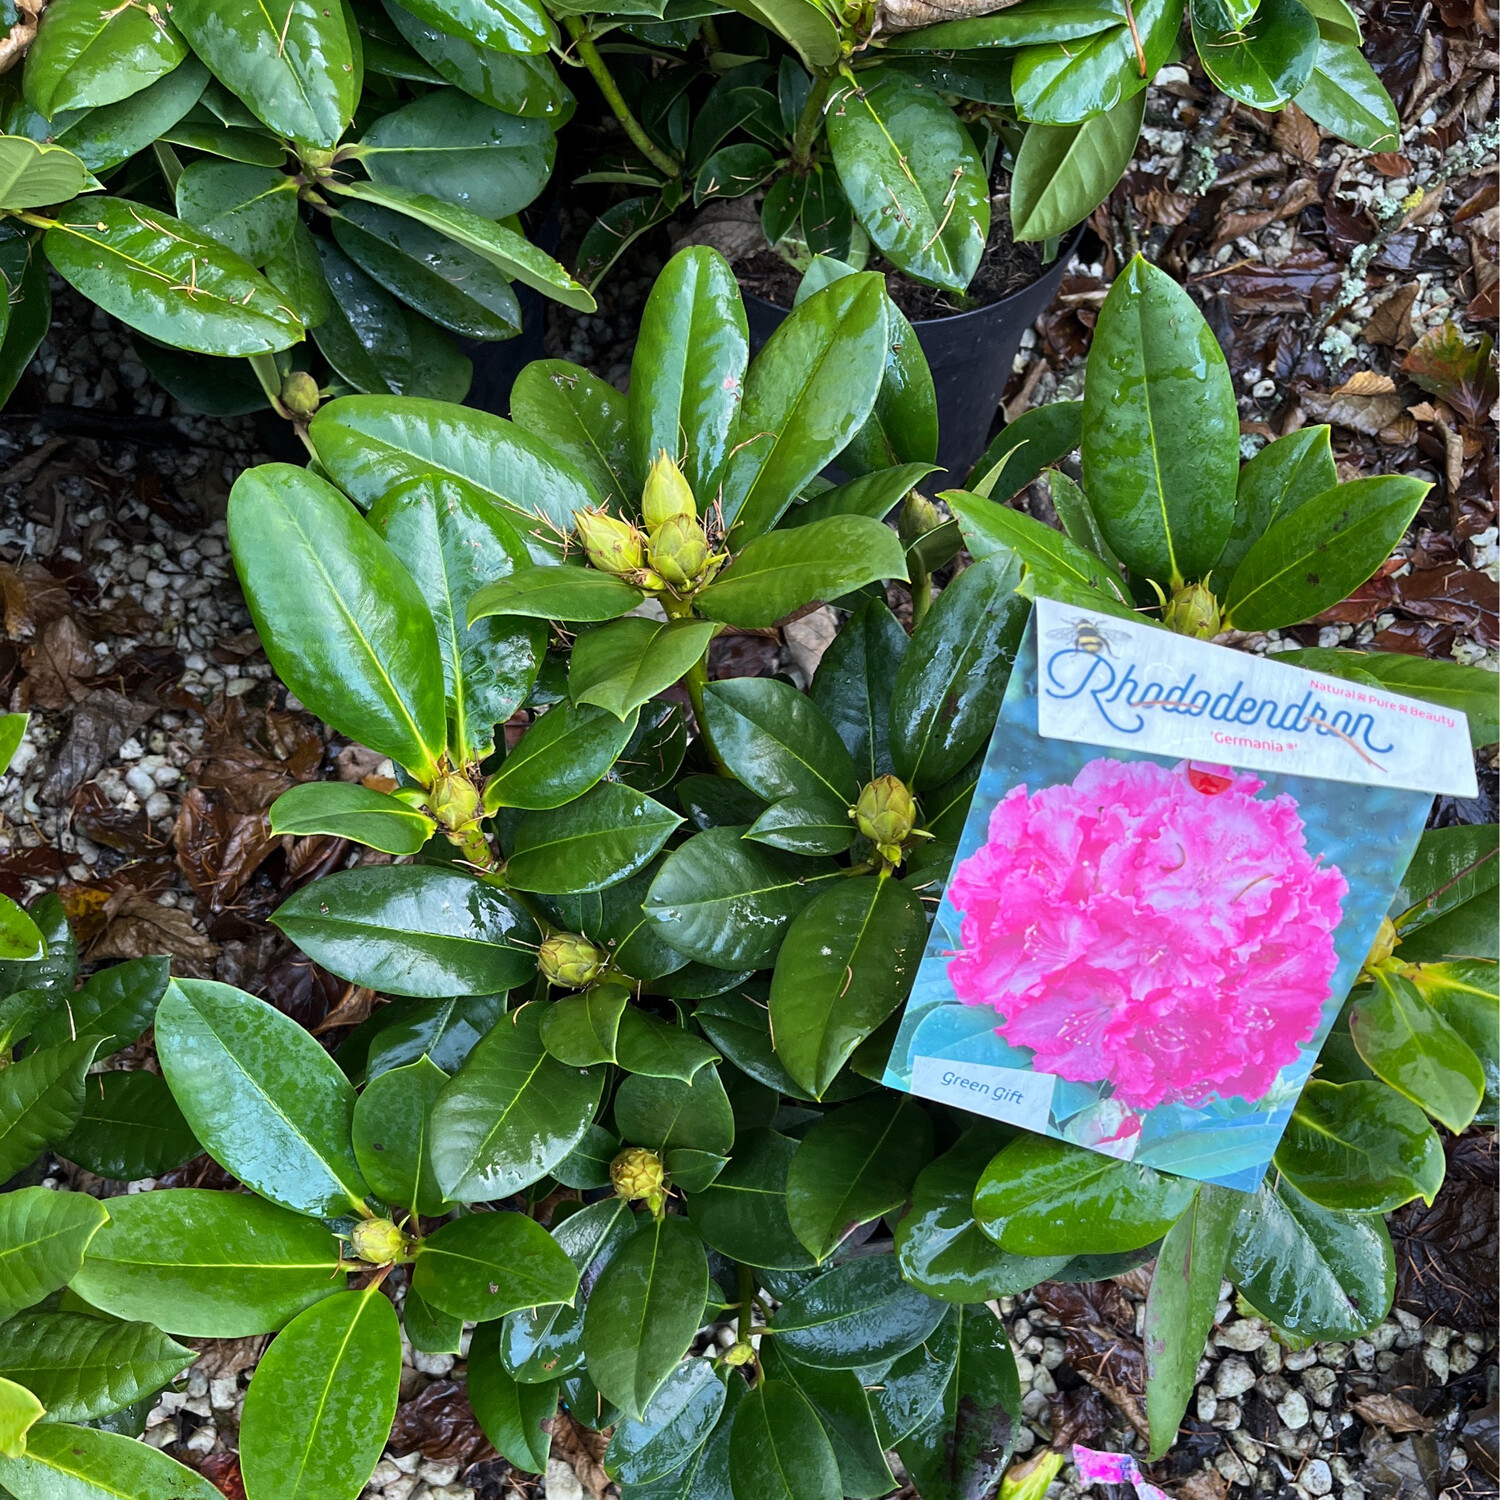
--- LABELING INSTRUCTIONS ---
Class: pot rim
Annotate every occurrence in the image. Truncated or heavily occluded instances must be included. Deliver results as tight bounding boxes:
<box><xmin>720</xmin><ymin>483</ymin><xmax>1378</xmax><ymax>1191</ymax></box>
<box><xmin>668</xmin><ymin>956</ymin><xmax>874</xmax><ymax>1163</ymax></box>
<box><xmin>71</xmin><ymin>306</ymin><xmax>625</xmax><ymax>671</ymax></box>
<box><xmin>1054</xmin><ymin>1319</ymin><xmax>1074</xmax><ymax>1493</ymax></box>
<box><xmin>741</xmin><ymin>223</ymin><xmax>1089</xmax><ymax>330</ymax></box>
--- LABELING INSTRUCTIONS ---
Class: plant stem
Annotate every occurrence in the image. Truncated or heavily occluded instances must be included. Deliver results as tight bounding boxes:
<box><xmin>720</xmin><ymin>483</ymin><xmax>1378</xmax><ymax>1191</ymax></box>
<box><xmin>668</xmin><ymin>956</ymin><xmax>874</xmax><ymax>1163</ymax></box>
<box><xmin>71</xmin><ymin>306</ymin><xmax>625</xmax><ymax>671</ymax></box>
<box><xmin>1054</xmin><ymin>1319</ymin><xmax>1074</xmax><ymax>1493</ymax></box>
<box><xmin>736</xmin><ymin>1262</ymin><xmax>763</xmax><ymax>1384</ymax></box>
<box><xmin>790</xmin><ymin>73</ymin><xmax>834</xmax><ymax>171</ymax></box>
<box><xmin>563</xmin><ymin>17</ymin><xmax>680</xmax><ymax>179</ymax></box>
<box><xmin>910</xmin><ymin>565</ymin><xmax>933</xmax><ymax>628</ymax></box>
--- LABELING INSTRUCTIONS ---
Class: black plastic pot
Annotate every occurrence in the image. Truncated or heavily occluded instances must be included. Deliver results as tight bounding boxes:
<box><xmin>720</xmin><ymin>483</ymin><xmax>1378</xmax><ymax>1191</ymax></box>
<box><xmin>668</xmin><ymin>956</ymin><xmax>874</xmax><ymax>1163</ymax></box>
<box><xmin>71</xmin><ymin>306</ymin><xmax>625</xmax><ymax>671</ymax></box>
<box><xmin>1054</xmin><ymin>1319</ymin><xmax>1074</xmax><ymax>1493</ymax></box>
<box><xmin>744</xmin><ymin>227</ymin><xmax>1085</xmax><ymax>483</ymax></box>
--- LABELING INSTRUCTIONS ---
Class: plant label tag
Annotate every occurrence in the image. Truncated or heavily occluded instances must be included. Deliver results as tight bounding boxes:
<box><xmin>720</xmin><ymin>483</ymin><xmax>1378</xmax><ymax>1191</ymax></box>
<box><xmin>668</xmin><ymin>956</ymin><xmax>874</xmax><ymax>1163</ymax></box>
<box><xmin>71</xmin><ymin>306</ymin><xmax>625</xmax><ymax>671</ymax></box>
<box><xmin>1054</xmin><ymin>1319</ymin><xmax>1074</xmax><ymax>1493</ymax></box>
<box><xmin>883</xmin><ymin>610</ymin><xmax>1462</xmax><ymax>1191</ymax></box>
<box><xmin>1033</xmin><ymin>597</ymin><xmax>1478</xmax><ymax>797</ymax></box>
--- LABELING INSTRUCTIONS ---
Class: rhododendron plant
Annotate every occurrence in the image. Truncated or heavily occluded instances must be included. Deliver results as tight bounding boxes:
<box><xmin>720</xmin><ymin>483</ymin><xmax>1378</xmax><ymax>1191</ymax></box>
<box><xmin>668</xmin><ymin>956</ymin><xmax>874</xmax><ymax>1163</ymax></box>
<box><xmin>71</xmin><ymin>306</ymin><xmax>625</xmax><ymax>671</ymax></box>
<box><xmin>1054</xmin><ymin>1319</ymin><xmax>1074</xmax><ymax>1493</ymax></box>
<box><xmin>945</xmin><ymin>757</ymin><xmax>1348</xmax><ymax>1111</ymax></box>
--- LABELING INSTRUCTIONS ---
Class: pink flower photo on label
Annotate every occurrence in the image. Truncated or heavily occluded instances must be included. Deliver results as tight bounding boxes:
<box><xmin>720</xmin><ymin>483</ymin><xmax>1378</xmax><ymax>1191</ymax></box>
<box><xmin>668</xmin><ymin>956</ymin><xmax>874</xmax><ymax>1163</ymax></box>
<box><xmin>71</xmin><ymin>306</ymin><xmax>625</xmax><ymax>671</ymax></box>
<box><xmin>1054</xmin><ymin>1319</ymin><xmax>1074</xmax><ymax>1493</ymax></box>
<box><xmin>945</xmin><ymin>758</ymin><xmax>1348</xmax><ymax>1111</ymax></box>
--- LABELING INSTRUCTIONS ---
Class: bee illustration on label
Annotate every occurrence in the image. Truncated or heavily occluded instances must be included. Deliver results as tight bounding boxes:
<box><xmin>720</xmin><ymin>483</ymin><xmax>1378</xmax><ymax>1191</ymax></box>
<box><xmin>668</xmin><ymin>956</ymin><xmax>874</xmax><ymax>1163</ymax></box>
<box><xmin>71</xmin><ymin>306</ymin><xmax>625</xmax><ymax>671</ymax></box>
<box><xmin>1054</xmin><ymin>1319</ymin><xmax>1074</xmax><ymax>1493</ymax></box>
<box><xmin>1049</xmin><ymin>617</ymin><xmax>1125</xmax><ymax>657</ymax></box>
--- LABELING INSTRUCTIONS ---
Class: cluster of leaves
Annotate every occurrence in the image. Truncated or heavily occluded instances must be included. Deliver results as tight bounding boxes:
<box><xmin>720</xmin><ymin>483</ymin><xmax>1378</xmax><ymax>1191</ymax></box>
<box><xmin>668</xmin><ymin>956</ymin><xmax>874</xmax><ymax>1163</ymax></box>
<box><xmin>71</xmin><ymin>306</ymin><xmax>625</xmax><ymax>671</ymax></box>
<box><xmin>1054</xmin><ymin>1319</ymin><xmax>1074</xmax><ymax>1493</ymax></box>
<box><xmin>568</xmin><ymin>0</ymin><xmax>1402</xmax><ymax>294</ymax></box>
<box><xmin>0</xmin><ymin>244</ymin><xmax>1494</xmax><ymax>1499</ymax></box>
<box><xmin>0</xmin><ymin>0</ymin><xmax>595</xmax><ymax>415</ymax></box>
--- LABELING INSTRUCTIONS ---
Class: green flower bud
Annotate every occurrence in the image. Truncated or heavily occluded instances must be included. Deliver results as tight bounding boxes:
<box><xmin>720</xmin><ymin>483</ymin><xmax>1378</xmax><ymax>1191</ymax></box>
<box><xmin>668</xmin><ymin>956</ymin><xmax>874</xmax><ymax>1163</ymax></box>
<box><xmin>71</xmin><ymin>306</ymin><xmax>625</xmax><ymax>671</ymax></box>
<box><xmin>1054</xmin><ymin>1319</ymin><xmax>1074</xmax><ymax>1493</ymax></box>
<box><xmin>575</xmin><ymin>508</ymin><xmax>645</xmax><ymax>576</ymax></box>
<box><xmin>429</xmin><ymin>770</ymin><xmax>480</xmax><ymax>831</ymax></box>
<box><xmin>538</xmin><ymin>932</ymin><xmax>608</xmax><ymax>989</ymax></box>
<box><xmin>611</xmin><ymin>1145</ymin><xmax>667</xmax><ymax>1216</ymax></box>
<box><xmin>1361</xmin><ymin>915</ymin><xmax>1399</xmax><ymax>976</ymax></box>
<box><xmin>279</xmin><ymin>370</ymin><xmax>320</xmax><ymax>420</ymax></box>
<box><xmin>647</xmin><ymin>515</ymin><xmax>722</xmax><ymax>592</ymax></box>
<box><xmin>722</xmin><ymin>1340</ymin><xmax>756</xmax><ymax>1367</ymax></box>
<box><xmin>642</xmin><ymin>450</ymin><xmax>697</xmax><ymax>533</ymax></box>
<box><xmin>898</xmin><ymin>492</ymin><xmax>941</xmax><ymax>548</ymax></box>
<box><xmin>351</xmin><ymin>1217</ymin><xmax>406</xmax><ymax>1266</ymax></box>
<box><xmin>854</xmin><ymin>774</ymin><xmax>917</xmax><ymax>866</ymax></box>
<box><xmin>1163</xmin><ymin>580</ymin><xmax>1222</xmax><ymax>640</ymax></box>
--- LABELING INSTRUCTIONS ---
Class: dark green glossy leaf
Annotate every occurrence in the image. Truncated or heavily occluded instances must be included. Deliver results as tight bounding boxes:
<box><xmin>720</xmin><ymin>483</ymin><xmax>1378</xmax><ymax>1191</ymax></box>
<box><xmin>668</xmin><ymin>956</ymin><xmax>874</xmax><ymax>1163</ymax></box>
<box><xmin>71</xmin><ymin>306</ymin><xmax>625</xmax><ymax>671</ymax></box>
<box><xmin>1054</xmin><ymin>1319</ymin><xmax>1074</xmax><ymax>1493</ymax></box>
<box><xmin>485</xmin><ymin>703</ymin><xmax>638</xmax><ymax>815</ymax></box>
<box><xmin>1275</xmin><ymin>1078</ymin><xmax>1444</xmax><ymax>1213</ymax></box>
<box><xmin>0</xmin><ymin>1036</ymin><xmax>97</xmax><ymax>1182</ymax></box>
<box><xmin>430</xmin><ymin>1002</ymin><xmax>605</xmax><ymax>1201</ymax></box>
<box><xmin>1080</xmin><ymin>253</ymin><xmax>1237</xmax><ymax>583</ymax></box>
<box><xmin>584</xmin><ymin>1214</ymin><xmax>710</xmax><ymax>1419</ymax></box>
<box><xmin>1192</xmin><ymin>0</ymin><xmax>1317</xmax><ymax>108</ymax></box>
<box><xmin>974</xmin><ymin>1133</ymin><xmax>1198</xmax><ymax>1254</ymax></box>
<box><xmin>1217</xmin><ymin>424</ymin><xmax>1336</xmax><ymax>578</ymax></box>
<box><xmin>969</xmin><ymin>402</ymin><xmax>1083</xmax><ymax>503</ymax></box>
<box><xmin>744</xmin><ymin>794</ymin><xmax>855</xmax><ymax>857</ymax></box>
<box><xmin>44</xmin><ymin>198</ymin><xmax>302</xmax><ymax>357</ymax></box>
<box><xmin>1228</xmin><ymin>1176</ymin><xmax>1393</xmax><ymax>1340</ymax></box>
<box><xmin>308</xmin><ymin>394</ymin><xmax>601</xmax><ymax>564</ymax></box>
<box><xmin>174</xmin><ymin>161</ymin><xmax>297</xmax><ymax>264</ymax></box>
<box><xmin>314</xmin><ymin>238</ymin><xmax>472</xmax><ymax>402</ymax></box>
<box><xmin>0</xmin><ymin>1311</ymin><xmax>192</xmax><ymax>1423</ymax></box>
<box><xmin>720</xmin><ymin>274</ymin><xmax>888</xmax><ymax>539</ymax></box>
<box><xmin>263</xmin><ymin>219</ymin><xmax>331</xmax><ymax>327</ymax></box>
<box><xmin>1349</xmin><ymin>971</ymin><xmax>1485</xmax><ymax>1133</ymax></box>
<box><xmin>540</xmin><ymin>986</ymin><xmax>627</xmax><ymax>1067</ymax></box>
<box><xmin>698</xmin><ymin>514</ymin><xmax>908</xmax><ymax>628</ymax></box>
<box><xmin>228</xmin><ymin>462</ymin><xmax>446</xmax><ymax>778</ymax></box>
<box><xmin>272</xmin><ymin>865</ymin><xmax>539</xmax><ymax>999</ymax></box>
<box><xmin>826</xmin><ymin>70</ymin><xmax>987</xmax><ymax>291</ymax></box>
<box><xmin>896</xmin><ymin>1303</ymin><xmax>1021</xmax><ymax>1500</ymax></box>
<box><xmin>511</xmin><ymin>360</ymin><xmax>634</xmax><ymax>507</ymax></box>
<box><xmin>367</xmin><ymin>993</ymin><xmax>503</xmax><ymax>1078</ymax></box>
<box><xmin>537</xmin><ymin>862</ymin><xmax>690</xmax><ymax>986</ymax></box>
<box><xmin>240</xmin><ymin>1288</ymin><xmax>401</xmax><ymax>1500</ymax></box>
<box><xmin>771</xmin><ymin>1254</ymin><xmax>945</xmax><ymax>1368</ymax></box>
<box><xmin>358</xmin><ymin>88</ymin><xmax>553</xmax><ymax>217</ymax></box>
<box><xmin>571</xmin><ymin>617</ymin><xmax>718</xmax><ymax>721</ymax></box>
<box><xmin>896</xmin><ymin>1126</ymin><xmax>1069</xmax><ymax>1301</ymax></box>
<box><xmin>809</xmin><ymin>597</ymin><xmax>906</xmax><ymax>783</ymax></box>
<box><xmin>412</xmin><ymin>1210</ymin><xmax>578</xmax><ymax>1320</ymax></box>
<box><xmin>1011</xmin><ymin>91</ymin><xmax>1143</xmax><ymax>241</ymax></box>
<box><xmin>469</xmin><ymin>566</ymin><xmax>644</xmax><ymax>626</ymax></box>
<box><xmin>1294</xmin><ymin>36</ymin><xmax>1399</xmax><ymax>150</ymax></box>
<box><xmin>58</xmin><ymin>1069</ymin><xmax>199</xmax><ymax>1180</ymax></box>
<box><xmin>30</xmin><ymin>954</ymin><xmax>169</xmax><ymax>1056</ymax></box>
<box><xmin>1142</xmin><ymin>1182</ymin><xmax>1240</xmax><ymax>1459</ymax></box>
<box><xmin>467</xmin><ymin>1345</ymin><xmax>557</xmax><ymax>1471</ymax></box>
<box><xmin>70</xmin><ymin>1188</ymin><xmax>343</xmax><ymax>1337</ymax></box>
<box><xmin>370</xmin><ymin>472</ymin><xmax>542</xmax><ymax>761</ymax></box>
<box><xmin>645</xmin><ymin>829</ymin><xmax>840</xmax><ymax>968</ymax></box>
<box><xmin>728</xmin><ymin>1379</ymin><xmax>841</xmax><ymax>1500</ymax></box>
<box><xmin>383</xmin><ymin>0</ymin><xmax>573</xmax><ymax>119</ymax></box>
<box><xmin>0</xmin><ymin>136</ymin><xmax>88</xmax><ymax>208</ymax></box>
<box><xmin>616</xmin><ymin>700</ymin><xmax>689</xmax><ymax>796</ymax></box>
<box><xmin>0</xmin><ymin>1422</ymin><xmax>221</xmax><ymax>1499</ymax></box>
<box><xmin>949</xmin><ymin>489</ymin><xmax>1130</xmax><ymax>602</ymax></box>
<box><xmin>769</xmin><ymin>875</ymin><xmax>929</xmax><ymax>1100</ymax></box>
<box><xmin>404</xmin><ymin>1287</ymin><xmax>463</xmax><ymax>1355</ymax></box>
<box><xmin>0</xmin><ymin>1188</ymin><xmax>107</xmax><ymax>1324</ymax></box>
<box><xmin>1013</xmin><ymin>0</ymin><xmax>1182</xmax><ymax>124</ymax></box>
<box><xmin>628</xmin><ymin>245</ymin><xmax>747</xmax><ymax>500</ymax></box>
<box><xmin>614</xmin><ymin>1066</ymin><xmax>735</xmax><ymax>1155</ymax></box>
<box><xmin>786</xmin><ymin>1092</ymin><xmax>933</xmax><ymax>1259</ymax></box>
<box><xmin>1223</xmin><ymin>476</ymin><xmax>1431</xmax><ymax>631</ymax></box>
<box><xmin>615</xmin><ymin>1006</ymin><xmax>720</xmax><ymax>1082</ymax></box>
<box><xmin>155</xmin><ymin>978</ymin><xmax>368</xmax><ymax>1219</ymax></box>
<box><xmin>889</xmin><ymin>549</ymin><xmax>1028</xmax><ymax>788</ymax></box>
<box><xmin>24</xmin><ymin>0</ymin><xmax>186</xmax><ymax>118</ymax></box>
<box><xmin>330</xmin><ymin>199</ymin><xmax>521</xmax><ymax>342</ymax></box>
<box><xmin>859</xmin><ymin>1310</ymin><xmax>957</xmax><ymax>1448</ymax></box>
<box><xmin>1395</xmin><ymin>825</ymin><xmax>1499</xmax><ymax>929</ymax></box>
<box><xmin>506</xmin><ymin>783</ymin><xmax>682</xmax><ymax>895</ymax></box>
<box><xmin>499</xmin><ymin>1197</ymin><xmax>633</xmax><ymax>1383</ymax></box>
<box><xmin>688</xmin><ymin>1128</ymin><xmax>815</xmax><ymax>1270</ymax></box>
<box><xmin>268</xmin><ymin>782</ymin><xmax>435</xmax><ymax>856</ymax></box>
<box><xmin>885</xmin><ymin>0</ymin><xmax>1123</xmax><ymax>49</ymax></box>
<box><xmin>170</xmin><ymin>0</ymin><xmax>358</xmax><ymax>148</ymax></box>
<box><xmin>352</xmin><ymin>1055</ymin><xmax>449</xmax><ymax>1216</ymax></box>
<box><xmin>701</xmin><ymin>677</ymin><xmax>858</xmax><ymax>806</ymax></box>
<box><xmin>606</xmin><ymin>1358</ymin><xmax>725</xmax><ymax>1484</ymax></box>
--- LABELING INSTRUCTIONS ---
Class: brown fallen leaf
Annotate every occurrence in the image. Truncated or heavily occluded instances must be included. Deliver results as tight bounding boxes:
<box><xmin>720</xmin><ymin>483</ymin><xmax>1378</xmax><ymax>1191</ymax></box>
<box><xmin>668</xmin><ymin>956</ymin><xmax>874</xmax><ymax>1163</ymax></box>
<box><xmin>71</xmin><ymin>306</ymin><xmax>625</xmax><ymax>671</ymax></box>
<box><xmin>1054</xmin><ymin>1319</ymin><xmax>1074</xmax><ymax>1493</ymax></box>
<box><xmin>173</xmin><ymin>788</ymin><xmax>277</xmax><ymax>913</ymax></box>
<box><xmin>1177</xmin><ymin>1467</ymin><xmax>1231</xmax><ymax>1500</ymax></box>
<box><xmin>1305</xmin><ymin>372</ymin><xmax>1406</xmax><ymax>436</ymax></box>
<box><xmin>547</xmin><ymin>1410</ymin><xmax>612</xmax><ymax>1500</ymax></box>
<box><xmin>21</xmin><ymin>614</ymin><xmax>96</xmax><ymax>710</ymax></box>
<box><xmin>387</xmin><ymin>1380</ymin><xmax>496</xmax><ymax>1465</ymax></box>
<box><xmin>1351</xmin><ymin>1393</ymin><xmax>1436</xmax><ymax>1434</ymax></box>
<box><xmin>1403</xmin><ymin>322</ymin><xmax>1498</xmax><ymax>429</ymax></box>
<box><xmin>1273</xmin><ymin>103</ymin><xmax>1322</xmax><ymax>165</ymax></box>
<box><xmin>89</xmin><ymin>891</ymin><xmax>219</xmax><ymax>969</ymax></box>
<box><xmin>1362</xmin><ymin>283</ymin><xmax>1420</xmax><ymax>349</ymax></box>
<box><xmin>197</xmin><ymin>1453</ymin><xmax>246</xmax><ymax>1500</ymax></box>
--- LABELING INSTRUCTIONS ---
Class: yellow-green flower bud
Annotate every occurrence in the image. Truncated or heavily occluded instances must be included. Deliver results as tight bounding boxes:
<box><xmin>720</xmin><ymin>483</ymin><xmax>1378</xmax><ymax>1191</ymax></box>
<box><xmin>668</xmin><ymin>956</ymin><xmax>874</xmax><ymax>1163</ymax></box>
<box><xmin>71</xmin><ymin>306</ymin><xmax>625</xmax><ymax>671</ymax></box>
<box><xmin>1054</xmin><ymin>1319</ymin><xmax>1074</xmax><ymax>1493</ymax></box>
<box><xmin>722</xmin><ymin>1340</ymin><xmax>756</xmax><ymax>1367</ymax></box>
<box><xmin>538</xmin><ymin>932</ymin><xmax>608</xmax><ymax>989</ymax></box>
<box><xmin>429</xmin><ymin>770</ymin><xmax>480</xmax><ymax>831</ymax></box>
<box><xmin>642</xmin><ymin>450</ymin><xmax>696</xmax><ymax>533</ymax></box>
<box><xmin>351</xmin><ymin>1217</ymin><xmax>406</xmax><ymax>1265</ymax></box>
<box><xmin>611</xmin><ymin>1145</ymin><xmax>667</xmax><ymax>1216</ymax></box>
<box><xmin>898</xmin><ymin>492</ymin><xmax>941</xmax><ymax>548</ymax></box>
<box><xmin>647</xmin><ymin>515</ymin><xmax>721</xmax><ymax>592</ymax></box>
<box><xmin>1163</xmin><ymin>580</ymin><xmax>1222</xmax><ymax>640</ymax></box>
<box><xmin>280</xmin><ymin>370</ymin><xmax>320</xmax><ymax>420</ymax></box>
<box><xmin>575</xmin><ymin>509</ymin><xmax>645</xmax><ymax>576</ymax></box>
<box><xmin>854</xmin><ymin>774</ymin><xmax>917</xmax><ymax>866</ymax></box>
<box><xmin>1361</xmin><ymin>916</ymin><xmax>1399</xmax><ymax>976</ymax></box>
